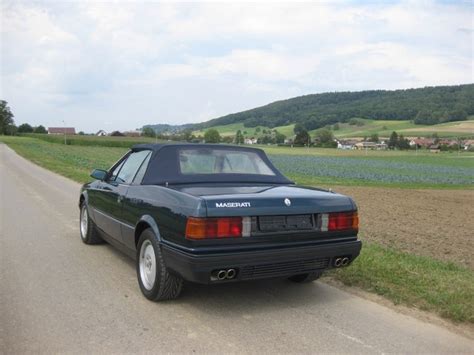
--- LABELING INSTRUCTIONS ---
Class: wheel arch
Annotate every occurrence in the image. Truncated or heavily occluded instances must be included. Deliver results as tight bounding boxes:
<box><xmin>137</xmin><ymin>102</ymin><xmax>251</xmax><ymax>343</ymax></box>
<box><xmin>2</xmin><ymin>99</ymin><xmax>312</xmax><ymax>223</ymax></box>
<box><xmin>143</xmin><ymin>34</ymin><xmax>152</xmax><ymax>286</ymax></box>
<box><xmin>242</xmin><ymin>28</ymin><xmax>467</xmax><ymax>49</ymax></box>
<box><xmin>135</xmin><ymin>215</ymin><xmax>161</xmax><ymax>247</ymax></box>
<box><xmin>79</xmin><ymin>191</ymin><xmax>88</xmax><ymax>208</ymax></box>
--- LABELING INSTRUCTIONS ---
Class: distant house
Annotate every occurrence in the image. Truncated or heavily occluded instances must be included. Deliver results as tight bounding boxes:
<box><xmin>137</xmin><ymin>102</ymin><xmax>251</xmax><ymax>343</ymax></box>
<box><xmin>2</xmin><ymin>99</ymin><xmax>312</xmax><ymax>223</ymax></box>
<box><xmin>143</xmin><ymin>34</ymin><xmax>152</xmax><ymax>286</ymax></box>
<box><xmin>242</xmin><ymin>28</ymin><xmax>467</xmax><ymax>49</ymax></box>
<box><xmin>409</xmin><ymin>138</ymin><xmax>433</xmax><ymax>149</ymax></box>
<box><xmin>96</xmin><ymin>130</ymin><xmax>107</xmax><ymax>136</ymax></box>
<box><xmin>429</xmin><ymin>144</ymin><xmax>440</xmax><ymax>153</ymax></box>
<box><xmin>244</xmin><ymin>137</ymin><xmax>258</xmax><ymax>144</ymax></box>
<box><xmin>284</xmin><ymin>138</ymin><xmax>294</xmax><ymax>145</ymax></box>
<box><xmin>123</xmin><ymin>130</ymin><xmax>142</xmax><ymax>137</ymax></box>
<box><xmin>336</xmin><ymin>139</ymin><xmax>357</xmax><ymax>150</ymax></box>
<box><xmin>354</xmin><ymin>141</ymin><xmax>377</xmax><ymax>150</ymax></box>
<box><xmin>463</xmin><ymin>139</ymin><xmax>474</xmax><ymax>150</ymax></box>
<box><xmin>48</xmin><ymin>127</ymin><xmax>76</xmax><ymax>135</ymax></box>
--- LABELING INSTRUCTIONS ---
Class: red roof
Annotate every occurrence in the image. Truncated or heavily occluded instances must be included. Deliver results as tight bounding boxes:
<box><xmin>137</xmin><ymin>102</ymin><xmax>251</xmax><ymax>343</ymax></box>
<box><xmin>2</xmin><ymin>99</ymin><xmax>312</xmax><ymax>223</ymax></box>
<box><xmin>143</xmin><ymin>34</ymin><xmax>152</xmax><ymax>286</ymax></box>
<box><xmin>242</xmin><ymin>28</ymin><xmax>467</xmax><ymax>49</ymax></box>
<box><xmin>48</xmin><ymin>127</ymin><xmax>76</xmax><ymax>134</ymax></box>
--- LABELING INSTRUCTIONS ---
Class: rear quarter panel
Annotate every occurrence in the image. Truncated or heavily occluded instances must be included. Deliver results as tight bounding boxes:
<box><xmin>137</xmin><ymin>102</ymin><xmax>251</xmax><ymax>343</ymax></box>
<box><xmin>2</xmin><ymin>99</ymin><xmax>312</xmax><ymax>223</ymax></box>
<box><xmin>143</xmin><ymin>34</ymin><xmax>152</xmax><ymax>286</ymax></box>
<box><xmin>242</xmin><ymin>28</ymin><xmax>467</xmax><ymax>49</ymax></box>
<box><xmin>121</xmin><ymin>185</ymin><xmax>205</xmax><ymax>250</ymax></box>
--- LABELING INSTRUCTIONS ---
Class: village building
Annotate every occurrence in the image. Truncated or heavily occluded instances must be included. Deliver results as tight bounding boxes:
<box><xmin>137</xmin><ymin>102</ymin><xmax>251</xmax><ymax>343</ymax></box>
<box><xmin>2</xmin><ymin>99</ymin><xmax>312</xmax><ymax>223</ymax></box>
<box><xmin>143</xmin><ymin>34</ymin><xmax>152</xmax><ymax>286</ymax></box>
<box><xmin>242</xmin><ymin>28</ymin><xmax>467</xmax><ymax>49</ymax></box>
<box><xmin>48</xmin><ymin>127</ymin><xmax>76</xmax><ymax>135</ymax></box>
<box><xmin>336</xmin><ymin>139</ymin><xmax>358</xmax><ymax>150</ymax></box>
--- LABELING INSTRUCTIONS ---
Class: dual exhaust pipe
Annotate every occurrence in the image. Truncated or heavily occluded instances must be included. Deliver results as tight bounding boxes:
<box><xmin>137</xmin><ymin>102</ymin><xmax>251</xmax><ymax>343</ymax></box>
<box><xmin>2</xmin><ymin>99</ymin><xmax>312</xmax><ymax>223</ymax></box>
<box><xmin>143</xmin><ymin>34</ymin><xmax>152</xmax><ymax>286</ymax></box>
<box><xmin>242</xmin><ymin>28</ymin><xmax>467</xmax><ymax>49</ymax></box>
<box><xmin>214</xmin><ymin>268</ymin><xmax>237</xmax><ymax>281</ymax></box>
<box><xmin>334</xmin><ymin>257</ymin><xmax>350</xmax><ymax>268</ymax></box>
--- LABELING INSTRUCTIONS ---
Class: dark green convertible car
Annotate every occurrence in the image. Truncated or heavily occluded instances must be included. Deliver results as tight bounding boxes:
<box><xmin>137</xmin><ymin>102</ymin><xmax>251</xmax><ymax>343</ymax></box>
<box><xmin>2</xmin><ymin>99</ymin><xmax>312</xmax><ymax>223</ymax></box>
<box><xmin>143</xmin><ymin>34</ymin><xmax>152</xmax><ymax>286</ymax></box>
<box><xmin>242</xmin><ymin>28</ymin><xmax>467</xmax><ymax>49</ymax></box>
<box><xmin>79</xmin><ymin>144</ymin><xmax>361</xmax><ymax>301</ymax></box>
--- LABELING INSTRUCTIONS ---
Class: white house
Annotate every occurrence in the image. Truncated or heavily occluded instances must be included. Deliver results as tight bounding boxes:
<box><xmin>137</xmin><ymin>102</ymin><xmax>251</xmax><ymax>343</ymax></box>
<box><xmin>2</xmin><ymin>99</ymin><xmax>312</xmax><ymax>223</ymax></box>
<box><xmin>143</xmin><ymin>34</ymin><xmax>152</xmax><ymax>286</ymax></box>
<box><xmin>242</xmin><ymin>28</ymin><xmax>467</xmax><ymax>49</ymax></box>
<box><xmin>96</xmin><ymin>130</ymin><xmax>107</xmax><ymax>136</ymax></box>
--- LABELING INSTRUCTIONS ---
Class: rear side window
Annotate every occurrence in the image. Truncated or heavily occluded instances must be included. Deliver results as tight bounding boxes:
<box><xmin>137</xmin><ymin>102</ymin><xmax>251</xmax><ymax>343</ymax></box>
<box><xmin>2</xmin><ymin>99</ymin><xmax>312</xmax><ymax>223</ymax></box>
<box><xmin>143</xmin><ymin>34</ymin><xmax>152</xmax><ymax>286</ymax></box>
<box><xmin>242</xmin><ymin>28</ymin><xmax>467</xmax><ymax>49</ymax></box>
<box><xmin>116</xmin><ymin>150</ymin><xmax>151</xmax><ymax>184</ymax></box>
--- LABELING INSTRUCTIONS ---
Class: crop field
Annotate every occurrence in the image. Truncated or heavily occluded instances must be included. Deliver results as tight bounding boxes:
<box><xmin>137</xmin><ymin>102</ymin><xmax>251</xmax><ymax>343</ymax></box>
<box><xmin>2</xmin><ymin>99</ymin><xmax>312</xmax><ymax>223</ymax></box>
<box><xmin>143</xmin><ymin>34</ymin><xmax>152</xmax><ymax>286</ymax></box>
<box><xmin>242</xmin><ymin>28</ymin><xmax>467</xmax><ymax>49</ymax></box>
<box><xmin>1</xmin><ymin>135</ymin><xmax>473</xmax><ymax>323</ymax></box>
<box><xmin>269</xmin><ymin>154</ymin><xmax>474</xmax><ymax>188</ymax></box>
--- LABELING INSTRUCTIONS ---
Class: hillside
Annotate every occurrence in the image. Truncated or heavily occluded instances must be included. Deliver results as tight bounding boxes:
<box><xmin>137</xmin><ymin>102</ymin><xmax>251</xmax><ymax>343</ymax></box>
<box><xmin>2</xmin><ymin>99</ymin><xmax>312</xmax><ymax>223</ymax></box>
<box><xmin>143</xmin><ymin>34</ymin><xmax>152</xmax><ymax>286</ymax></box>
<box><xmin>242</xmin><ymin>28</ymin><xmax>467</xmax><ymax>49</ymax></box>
<box><xmin>193</xmin><ymin>84</ymin><xmax>473</xmax><ymax>131</ymax></box>
<box><xmin>192</xmin><ymin>118</ymin><xmax>474</xmax><ymax>139</ymax></box>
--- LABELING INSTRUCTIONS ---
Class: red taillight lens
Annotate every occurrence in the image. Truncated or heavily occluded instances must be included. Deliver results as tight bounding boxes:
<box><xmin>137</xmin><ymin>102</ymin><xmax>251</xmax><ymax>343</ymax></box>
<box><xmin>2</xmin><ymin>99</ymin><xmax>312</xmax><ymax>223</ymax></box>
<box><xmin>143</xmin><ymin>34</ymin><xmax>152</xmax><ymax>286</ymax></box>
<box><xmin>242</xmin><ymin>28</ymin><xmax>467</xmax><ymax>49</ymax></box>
<box><xmin>323</xmin><ymin>211</ymin><xmax>358</xmax><ymax>232</ymax></box>
<box><xmin>185</xmin><ymin>217</ymin><xmax>243</xmax><ymax>240</ymax></box>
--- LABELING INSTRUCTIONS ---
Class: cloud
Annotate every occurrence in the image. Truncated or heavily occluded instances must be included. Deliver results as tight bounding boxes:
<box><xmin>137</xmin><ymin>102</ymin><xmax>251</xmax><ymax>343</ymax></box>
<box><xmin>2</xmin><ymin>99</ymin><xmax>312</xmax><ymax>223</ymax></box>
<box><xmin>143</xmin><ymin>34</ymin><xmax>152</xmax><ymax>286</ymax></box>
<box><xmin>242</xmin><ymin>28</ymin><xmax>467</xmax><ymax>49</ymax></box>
<box><xmin>1</xmin><ymin>0</ymin><xmax>472</xmax><ymax>132</ymax></box>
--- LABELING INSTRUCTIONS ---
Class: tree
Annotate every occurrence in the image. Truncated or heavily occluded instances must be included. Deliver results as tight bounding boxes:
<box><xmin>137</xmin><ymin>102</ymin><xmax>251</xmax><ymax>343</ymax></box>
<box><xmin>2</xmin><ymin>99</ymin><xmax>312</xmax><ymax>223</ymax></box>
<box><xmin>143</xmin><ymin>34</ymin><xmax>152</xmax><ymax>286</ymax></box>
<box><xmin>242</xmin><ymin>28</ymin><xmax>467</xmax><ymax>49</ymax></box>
<box><xmin>315</xmin><ymin>128</ymin><xmax>334</xmax><ymax>144</ymax></box>
<box><xmin>414</xmin><ymin>110</ymin><xmax>438</xmax><ymax>125</ymax></box>
<box><xmin>388</xmin><ymin>131</ymin><xmax>398</xmax><ymax>149</ymax></box>
<box><xmin>235</xmin><ymin>130</ymin><xmax>244</xmax><ymax>144</ymax></box>
<box><xmin>110</xmin><ymin>131</ymin><xmax>124</xmax><ymax>136</ymax></box>
<box><xmin>431</xmin><ymin>132</ymin><xmax>440</xmax><ymax>144</ymax></box>
<box><xmin>293</xmin><ymin>123</ymin><xmax>305</xmax><ymax>135</ymax></box>
<box><xmin>5</xmin><ymin>124</ymin><xmax>17</xmax><ymax>135</ymax></box>
<box><xmin>397</xmin><ymin>134</ymin><xmax>410</xmax><ymax>150</ymax></box>
<box><xmin>18</xmin><ymin>123</ymin><xmax>34</xmax><ymax>133</ymax></box>
<box><xmin>294</xmin><ymin>129</ymin><xmax>310</xmax><ymax>145</ymax></box>
<box><xmin>182</xmin><ymin>129</ymin><xmax>193</xmax><ymax>142</ymax></box>
<box><xmin>204</xmin><ymin>129</ymin><xmax>220</xmax><ymax>143</ymax></box>
<box><xmin>369</xmin><ymin>133</ymin><xmax>379</xmax><ymax>143</ymax></box>
<box><xmin>0</xmin><ymin>100</ymin><xmax>14</xmax><ymax>134</ymax></box>
<box><xmin>34</xmin><ymin>125</ymin><xmax>47</xmax><ymax>134</ymax></box>
<box><xmin>142</xmin><ymin>127</ymin><xmax>155</xmax><ymax>138</ymax></box>
<box><xmin>333</xmin><ymin>123</ymin><xmax>340</xmax><ymax>130</ymax></box>
<box><xmin>274</xmin><ymin>131</ymin><xmax>286</xmax><ymax>144</ymax></box>
<box><xmin>78</xmin><ymin>131</ymin><xmax>85</xmax><ymax>135</ymax></box>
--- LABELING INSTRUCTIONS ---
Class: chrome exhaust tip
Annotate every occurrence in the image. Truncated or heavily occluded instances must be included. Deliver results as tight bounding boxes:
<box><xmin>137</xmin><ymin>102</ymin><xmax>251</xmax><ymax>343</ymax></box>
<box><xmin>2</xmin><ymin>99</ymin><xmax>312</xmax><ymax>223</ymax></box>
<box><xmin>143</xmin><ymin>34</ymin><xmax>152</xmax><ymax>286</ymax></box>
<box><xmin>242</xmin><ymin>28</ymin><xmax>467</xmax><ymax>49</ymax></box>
<box><xmin>217</xmin><ymin>270</ymin><xmax>227</xmax><ymax>280</ymax></box>
<box><xmin>226</xmin><ymin>269</ymin><xmax>236</xmax><ymax>279</ymax></box>
<box><xmin>341</xmin><ymin>257</ymin><xmax>350</xmax><ymax>266</ymax></box>
<box><xmin>334</xmin><ymin>258</ymin><xmax>343</xmax><ymax>267</ymax></box>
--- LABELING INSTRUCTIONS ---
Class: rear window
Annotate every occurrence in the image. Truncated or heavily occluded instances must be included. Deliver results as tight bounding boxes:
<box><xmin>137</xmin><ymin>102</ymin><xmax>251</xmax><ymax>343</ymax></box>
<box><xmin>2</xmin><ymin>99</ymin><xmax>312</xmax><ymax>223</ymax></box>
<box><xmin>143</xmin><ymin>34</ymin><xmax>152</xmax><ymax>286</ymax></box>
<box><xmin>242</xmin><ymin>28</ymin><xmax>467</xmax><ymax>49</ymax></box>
<box><xmin>179</xmin><ymin>148</ymin><xmax>275</xmax><ymax>176</ymax></box>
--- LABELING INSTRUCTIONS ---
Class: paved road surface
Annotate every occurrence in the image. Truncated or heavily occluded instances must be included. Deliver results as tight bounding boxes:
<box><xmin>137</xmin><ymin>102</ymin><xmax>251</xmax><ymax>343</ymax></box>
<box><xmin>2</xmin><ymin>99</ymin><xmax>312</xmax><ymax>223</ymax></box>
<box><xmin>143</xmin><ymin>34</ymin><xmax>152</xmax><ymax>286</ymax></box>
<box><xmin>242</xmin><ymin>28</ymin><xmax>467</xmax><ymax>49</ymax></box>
<box><xmin>1</xmin><ymin>143</ymin><xmax>473</xmax><ymax>354</ymax></box>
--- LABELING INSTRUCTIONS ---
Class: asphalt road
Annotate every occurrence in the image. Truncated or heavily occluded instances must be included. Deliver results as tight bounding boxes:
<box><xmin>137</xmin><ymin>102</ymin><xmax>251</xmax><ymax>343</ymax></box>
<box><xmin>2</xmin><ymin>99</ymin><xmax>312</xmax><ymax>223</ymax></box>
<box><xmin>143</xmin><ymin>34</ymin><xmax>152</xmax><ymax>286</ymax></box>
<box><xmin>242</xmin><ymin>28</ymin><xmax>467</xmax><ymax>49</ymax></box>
<box><xmin>1</xmin><ymin>143</ymin><xmax>473</xmax><ymax>354</ymax></box>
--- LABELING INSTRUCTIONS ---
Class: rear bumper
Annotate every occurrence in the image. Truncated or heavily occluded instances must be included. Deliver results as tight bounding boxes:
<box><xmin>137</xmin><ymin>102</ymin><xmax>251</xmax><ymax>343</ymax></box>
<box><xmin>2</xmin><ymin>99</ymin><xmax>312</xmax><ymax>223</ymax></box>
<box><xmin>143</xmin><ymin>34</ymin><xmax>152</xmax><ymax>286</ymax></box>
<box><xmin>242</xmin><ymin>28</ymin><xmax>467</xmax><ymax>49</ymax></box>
<box><xmin>162</xmin><ymin>240</ymin><xmax>362</xmax><ymax>284</ymax></box>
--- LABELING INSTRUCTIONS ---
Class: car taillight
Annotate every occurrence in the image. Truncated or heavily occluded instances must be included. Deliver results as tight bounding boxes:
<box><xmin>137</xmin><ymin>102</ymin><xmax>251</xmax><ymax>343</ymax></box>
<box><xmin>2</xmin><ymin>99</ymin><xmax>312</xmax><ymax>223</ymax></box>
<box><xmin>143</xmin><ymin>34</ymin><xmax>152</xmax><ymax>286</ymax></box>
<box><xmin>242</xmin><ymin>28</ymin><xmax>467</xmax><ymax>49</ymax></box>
<box><xmin>320</xmin><ymin>211</ymin><xmax>358</xmax><ymax>232</ymax></box>
<box><xmin>185</xmin><ymin>217</ymin><xmax>243</xmax><ymax>240</ymax></box>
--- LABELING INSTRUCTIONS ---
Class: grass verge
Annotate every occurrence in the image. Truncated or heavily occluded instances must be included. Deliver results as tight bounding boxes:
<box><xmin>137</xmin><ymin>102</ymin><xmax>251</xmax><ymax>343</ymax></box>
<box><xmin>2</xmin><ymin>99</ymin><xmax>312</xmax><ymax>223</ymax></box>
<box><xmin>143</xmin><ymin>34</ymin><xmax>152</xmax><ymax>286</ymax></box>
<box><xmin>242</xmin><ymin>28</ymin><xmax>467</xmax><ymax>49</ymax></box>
<box><xmin>0</xmin><ymin>136</ymin><xmax>127</xmax><ymax>182</ymax></box>
<box><xmin>330</xmin><ymin>243</ymin><xmax>474</xmax><ymax>323</ymax></box>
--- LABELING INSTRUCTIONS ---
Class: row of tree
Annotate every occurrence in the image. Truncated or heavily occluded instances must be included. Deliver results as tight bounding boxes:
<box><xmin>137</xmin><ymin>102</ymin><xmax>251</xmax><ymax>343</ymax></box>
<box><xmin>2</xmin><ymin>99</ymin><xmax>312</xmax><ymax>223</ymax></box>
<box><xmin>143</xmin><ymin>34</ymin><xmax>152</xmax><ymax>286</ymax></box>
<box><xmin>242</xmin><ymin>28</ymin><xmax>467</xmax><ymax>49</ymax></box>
<box><xmin>0</xmin><ymin>101</ymin><xmax>15</xmax><ymax>135</ymax></box>
<box><xmin>0</xmin><ymin>101</ymin><xmax>50</xmax><ymax>136</ymax></box>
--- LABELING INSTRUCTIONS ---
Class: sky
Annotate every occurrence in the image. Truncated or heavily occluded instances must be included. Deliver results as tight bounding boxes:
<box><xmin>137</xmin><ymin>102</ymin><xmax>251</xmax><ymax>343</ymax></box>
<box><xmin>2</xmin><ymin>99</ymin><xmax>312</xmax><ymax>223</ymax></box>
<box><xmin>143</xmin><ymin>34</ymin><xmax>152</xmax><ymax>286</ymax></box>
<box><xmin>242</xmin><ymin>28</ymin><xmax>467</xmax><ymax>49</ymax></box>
<box><xmin>1</xmin><ymin>0</ymin><xmax>473</xmax><ymax>133</ymax></box>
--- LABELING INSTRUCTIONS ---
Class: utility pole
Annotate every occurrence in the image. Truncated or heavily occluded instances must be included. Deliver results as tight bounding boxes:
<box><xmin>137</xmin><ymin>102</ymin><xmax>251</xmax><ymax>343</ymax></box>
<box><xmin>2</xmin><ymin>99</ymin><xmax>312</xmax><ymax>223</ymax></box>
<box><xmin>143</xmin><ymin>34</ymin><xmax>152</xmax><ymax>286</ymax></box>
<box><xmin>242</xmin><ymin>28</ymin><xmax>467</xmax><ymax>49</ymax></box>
<box><xmin>62</xmin><ymin>120</ymin><xmax>67</xmax><ymax>145</ymax></box>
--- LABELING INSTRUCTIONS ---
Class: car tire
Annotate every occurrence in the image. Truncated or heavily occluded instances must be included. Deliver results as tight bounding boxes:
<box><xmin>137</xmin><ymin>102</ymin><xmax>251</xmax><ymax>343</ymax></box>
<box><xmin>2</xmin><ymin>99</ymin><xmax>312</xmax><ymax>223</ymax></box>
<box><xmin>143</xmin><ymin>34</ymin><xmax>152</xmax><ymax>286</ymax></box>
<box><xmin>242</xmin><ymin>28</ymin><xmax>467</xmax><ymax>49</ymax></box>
<box><xmin>136</xmin><ymin>228</ymin><xmax>183</xmax><ymax>301</ymax></box>
<box><xmin>288</xmin><ymin>271</ymin><xmax>323</xmax><ymax>283</ymax></box>
<box><xmin>80</xmin><ymin>202</ymin><xmax>103</xmax><ymax>244</ymax></box>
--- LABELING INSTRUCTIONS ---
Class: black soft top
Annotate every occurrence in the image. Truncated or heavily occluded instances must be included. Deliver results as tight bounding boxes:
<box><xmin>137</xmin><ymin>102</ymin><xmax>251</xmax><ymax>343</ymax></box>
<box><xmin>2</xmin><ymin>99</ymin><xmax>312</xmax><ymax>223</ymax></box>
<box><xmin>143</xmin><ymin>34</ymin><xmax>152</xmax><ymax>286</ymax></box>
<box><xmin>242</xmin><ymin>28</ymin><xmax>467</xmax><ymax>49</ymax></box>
<box><xmin>131</xmin><ymin>143</ymin><xmax>293</xmax><ymax>185</ymax></box>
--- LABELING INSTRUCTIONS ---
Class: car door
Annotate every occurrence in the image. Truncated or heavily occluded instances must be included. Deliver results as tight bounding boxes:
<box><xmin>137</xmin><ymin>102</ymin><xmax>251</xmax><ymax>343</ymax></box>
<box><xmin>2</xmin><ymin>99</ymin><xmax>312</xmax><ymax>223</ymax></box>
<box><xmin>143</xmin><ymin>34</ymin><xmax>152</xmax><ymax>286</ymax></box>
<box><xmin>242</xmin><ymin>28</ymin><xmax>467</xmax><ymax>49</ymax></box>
<box><xmin>93</xmin><ymin>150</ymin><xmax>151</xmax><ymax>243</ymax></box>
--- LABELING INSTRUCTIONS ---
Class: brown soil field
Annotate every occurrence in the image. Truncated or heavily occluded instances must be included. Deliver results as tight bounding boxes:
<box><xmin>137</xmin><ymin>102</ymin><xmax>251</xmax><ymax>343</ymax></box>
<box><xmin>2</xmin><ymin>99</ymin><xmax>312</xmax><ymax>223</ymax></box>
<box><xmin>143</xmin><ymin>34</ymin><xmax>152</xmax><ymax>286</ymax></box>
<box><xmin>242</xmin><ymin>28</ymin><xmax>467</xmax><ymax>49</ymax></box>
<box><xmin>336</xmin><ymin>187</ymin><xmax>474</xmax><ymax>270</ymax></box>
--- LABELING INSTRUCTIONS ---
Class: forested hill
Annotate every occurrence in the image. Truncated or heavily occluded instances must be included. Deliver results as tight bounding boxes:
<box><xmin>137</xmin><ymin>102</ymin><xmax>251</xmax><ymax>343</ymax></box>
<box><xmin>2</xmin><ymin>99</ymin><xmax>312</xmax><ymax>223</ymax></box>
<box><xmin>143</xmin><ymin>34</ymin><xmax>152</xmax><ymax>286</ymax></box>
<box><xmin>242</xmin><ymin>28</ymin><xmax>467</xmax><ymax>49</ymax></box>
<box><xmin>194</xmin><ymin>84</ymin><xmax>474</xmax><ymax>131</ymax></box>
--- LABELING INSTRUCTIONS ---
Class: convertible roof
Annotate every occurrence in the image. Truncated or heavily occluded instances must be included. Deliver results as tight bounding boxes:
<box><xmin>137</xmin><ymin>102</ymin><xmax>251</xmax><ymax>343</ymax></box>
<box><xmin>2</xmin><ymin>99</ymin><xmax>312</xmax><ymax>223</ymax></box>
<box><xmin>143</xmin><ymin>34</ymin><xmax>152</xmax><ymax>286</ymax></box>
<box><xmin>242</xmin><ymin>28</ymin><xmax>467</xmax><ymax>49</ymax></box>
<box><xmin>131</xmin><ymin>143</ymin><xmax>293</xmax><ymax>185</ymax></box>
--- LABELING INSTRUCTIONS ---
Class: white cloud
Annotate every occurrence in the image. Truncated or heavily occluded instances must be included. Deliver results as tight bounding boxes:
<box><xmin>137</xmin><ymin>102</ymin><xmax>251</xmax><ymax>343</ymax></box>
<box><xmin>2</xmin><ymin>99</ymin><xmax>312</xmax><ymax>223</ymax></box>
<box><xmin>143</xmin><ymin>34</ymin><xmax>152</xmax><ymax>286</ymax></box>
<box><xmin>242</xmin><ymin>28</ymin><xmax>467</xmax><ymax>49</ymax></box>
<box><xmin>1</xmin><ymin>0</ymin><xmax>472</xmax><ymax>132</ymax></box>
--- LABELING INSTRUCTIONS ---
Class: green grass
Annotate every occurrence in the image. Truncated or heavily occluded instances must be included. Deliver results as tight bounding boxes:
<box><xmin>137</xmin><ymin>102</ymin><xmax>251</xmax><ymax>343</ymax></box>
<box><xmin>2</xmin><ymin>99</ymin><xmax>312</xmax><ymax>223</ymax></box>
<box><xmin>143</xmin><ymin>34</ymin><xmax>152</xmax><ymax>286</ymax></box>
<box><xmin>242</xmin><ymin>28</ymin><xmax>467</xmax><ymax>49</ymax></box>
<box><xmin>21</xmin><ymin>133</ymin><xmax>160</xmax><ymax>148</ymax></box>
<box><xmin>194</xmin><ymin>119</ymin><xmax>474</xmax><ymax>140</ymax></box>
<box><xmin>1</xmin><ymin>135</ymin><xmax>473</xmax><ymax>323</ymax></box>
<box><xmin>330</xmin><ymin>243</ymin><xmax>474</xmax><ymax>323</ymax></box>
<box><xmin>0</xmin><ymin>136</ymin><xmax>127</xmax><ymax>182</ymax></box>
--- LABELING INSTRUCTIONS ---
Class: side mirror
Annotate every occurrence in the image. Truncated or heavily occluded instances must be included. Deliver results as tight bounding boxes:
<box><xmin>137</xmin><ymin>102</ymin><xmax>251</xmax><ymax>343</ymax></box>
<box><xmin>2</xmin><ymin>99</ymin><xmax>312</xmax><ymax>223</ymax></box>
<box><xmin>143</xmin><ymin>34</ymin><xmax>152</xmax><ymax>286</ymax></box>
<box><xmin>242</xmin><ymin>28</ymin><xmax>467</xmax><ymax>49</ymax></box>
<box><xmin>90</xmin><ymin>169</ymin><xmax>107</xmax><ymax>181</ymax></box>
